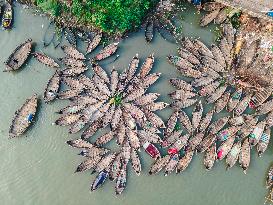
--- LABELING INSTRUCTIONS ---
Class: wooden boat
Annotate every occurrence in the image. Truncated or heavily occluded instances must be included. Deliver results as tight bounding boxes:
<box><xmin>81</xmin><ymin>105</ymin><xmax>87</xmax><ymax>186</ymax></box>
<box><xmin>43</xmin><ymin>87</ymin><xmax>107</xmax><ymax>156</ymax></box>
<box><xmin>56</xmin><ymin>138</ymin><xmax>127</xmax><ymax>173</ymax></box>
<box><xmin>208</xmin><ymin>116</ymin><xmax>230</xmax><ymax>134</ymax></box>
<box><xmin>171</xmin><ymin>134</ymin><xmax>190</xmax><ymax>152</ymax></box>
<box><xmin>91</xmin><ymin>170</ymin><xmax>109</xmax><ymax>191</ymax></box>
<box><xmin>204</xmin><ymin>143</ymin><xmax>216</xmax><ymax>170</ymax></box>
<box><xmin>61</xmin><ymin>45</ymin><xmax>85</xmax><ymax>60</ymax></box>
<box><xmin>192</xmin><ymin>101</ymin><xmax>203</xmax><ymax>131</ymax></box>
<box><xmin>145</xmin><ymin>18</ymin><xmax>154</xmax><ymax>43</ymax></box>
<box><xmin>64</xmin><ymin>28</ymin><xmax>77</xmax><ymax>46</ymax></box>
<box><xmin>75</xmin><ymin>155</ymin><xmax>102</xmax><ymax>172</ymax></box>
<box><xmin>9</xmin><ymin>94</ymin><xmax>38</xmax><ymax>138</ymax></box>
<box><xmin>169</xmin><ymin>90</ymin><xmax>196</xmax><ymax>101</ymax></box>
<box><xmin>217</xmin><ymin>135</ymin><xmax>235</xmax><ymax>160</ymax></box>
<box><xmin>32</xmin><ymin>52</ymin><xmax>60</xmax><ymax>68</ymax></box>
<box><xmin>177</xmin><ymin>48</ymin><xmax>200</xmax><ymax>65</ymax></box>
<box><xmin>94</xmin><ymin>131</ymin><xmax>115</xmax><ymax>147</ymax></box>
<box><xmin>266</xmin><ymin>165</ymin><xmax>273</xmax><ymax>189</ymax></box>
<box><xmin>201</xmin><ymin>56</ymin><xmax>225</xmax><ymax>72</ymax></box>
<box><xmin>79</xmin><ymin>146</ymin><xmax>109</xmax><ymax>159</ymax></box>
<box><xmin>167</xmin><ymin>55</ymin><xmax>194</xmax><ymax>70</ymax></box>
<box><xmin>43</xmin><ymin>21</ymin><xmax>55</xmax><ymax>47</ymax></box>
<box><xmin>250</xmin><ymin>88</ymin><xmax>272</xmax><ymax>108</ymax></box>
<box><xmin>233</xmin><ymin>94</ymin><xmax>252</xmax><ymax>116</ymax></box>
<box><xmin>131</xmin><ymin>149</ymin><xmax>141</xmax><ymax>175</ymax></box>
<box><xmin>59</xmin><ymin>57</ymin><xmax>86</xmax><ymax>68</ymax></box>
<box><xmin>171</xmin><ymin>98</ymin><xmax>198</xmax><ymax>110</ymax></box>
<box><xmin>127</xmin><ymin>128</ymin><xmax>140</xmax><ymax>150</ymax></box>
<box><xmin>192</xmin><ymin>76</ymin><xmax>215</xmax><ymax>88</ymax></box>
<box><xmin>43</xmin><ymin>71</ymin><xmax>61</xmax><ymax>103</ymax></box>
<box><xmin>176</xmin><ymin>149</ymin><xmax>194</xmax><ymax>173</ymax></box>
<box><xmin>239</xmin><ymin>138</ymin><xmax>251</xmax><ymax>174</ymax></box>
<box><xmin>115</xmin><ymin>162</ymin><xmax>127</xmax><ymax>195</ymax></box>
<box><xmin>164</xmin><ymin>111</ymin><xmax>178</xmax><ymax>137</ymax></box>
<box><xmin>199</xmin><ymin>109</ymin><xmax>214</xmax><ymax>132</ymax></box>
<box><xmin>226</xmin><ymin>141</ymin><xmax>241</xmax><ymax>170</ymax></box>
<box><xmin>222</xmin><ymin>23</ymin><xmax>234</xmax><ymax>49</ymax></box>
<box><xmin>227</xmin><ymin>88</ymin><xmax>243</xmax><ymax>112</ymax></box>
<box><xmin>178</xmin><ymin>110</ymin><xmax>192</xmax><ymax>134</ymax></box>
<box><xmin>4</xmin><ymin>39</ymin><xmax>32</xmax><ymax>71</ymax></box>
<box><xmin>68</xmin><ymin>116</ymin><xmax>89</xmax><ymax>134</ymax></box>
<box><xmin>121</xmin><ymin>139</ymin><xmax>131</xmax><ymax>163</ymax></box>
<box><xmin>146</xmin><ymin>102</ymin><xmax>168</xmax><ymax>112</ymax></box>
<box><xmin>249</xmin><ymin>121</ymin><xmax>266</xmax><ymax>146</ymax></box>
<box><xmin>62</xmin><ymin>66</ymin><xmax>88</xmax><ymax>77</ymax></box>
<box><xmin>214</xmin><ymin>92</ymin><xmax>230</xmax><ymax>113</ymax></box>
<box><xmin>211</xmin><ymin>44</ymin><xmax>226</xmax><ymax>67</ymax></box>
<box><xmin>139</xmin><ymin>53</ymin><xmax>154</xmax><ymax>78</ymax></box>
<box><xmin>200</xmin><ymin>9</ymin><xmax>220</xmax><ymax>27</ymax></box>
<box><xmin>214</xmin><ymin>9</ymin><xmax>228</xmax><ymax>24</ymax></box>
<box><xmin>162</xmin><ymin>130</ymin><xmax>183</xmax><ymax>148</ymax></box>
<box><xmin>143</xmin><ymin>141</ymin><xmax>160</xmax><ymax>159</ymax></box>
<box><xmin>95</xmin><ymin>42</ymin><xmax>119</xmax><ymax>61</ymax></box>
<box><xmin>217</xmin><ymin>126</ymin><xmax>239</xmax><ymax>141</ymax></box>
<box><xmin>256</xmin><ymin>99</ymin><xmax>273</xmax><ymax>115</ymax></box>
<box><xmin>91</xmin><ymin>63</ymin><xmax>110</xmax><ymax>83</ymax></box>
<box><xmin>206</xmin><ymin>85</ymin><xmax>227</xmax><ymax>104</ymax></box>
<box><xmin>219</xmin><ymin>37</ymin><xmax>232</xmax><ymax>67</ymax></box>
<box><xmin>109</xmin><ymin>107</ymin><xmax>122</xmax><ymax>130</ymax></box>
<box><xmin>110</xmin><ymin>69</ymin><xmax>119</xmax><ymax>95</ymax></box>
<box><xmin>202</xmin><ymin>2</ymin><xmax>224</xmax><ymax>11</ymax></box>
<box><xmin>143</xmin><ymin>110</ymin><xmax>165</xmax><ymax>128</ymax></box>
<box><xmin>228</xmin><ymin>115</ymin><xmax>245</xmax><ymax>126</ymax></box>
<box><xmin>265</xmin><ymin>188</ymin><xmax>273</xmax><ymax>204</ymax></box>
<box><xmin>238</xmin><ymin>39</ymin><xmax>260</xmax><ymax>68</ymax></box>
<box><xmin>86</xmin><ymin>33</ymin><xmax>102</xmax><ymax>54</ymax></box>
<box><xmin>135</xmin><ymin>93</ymin><xmax>160</xmax><ymax>106</ymax></box>
<box><xmin>265</xmin><ymin>111</ymin><xmax>273</xmax><ymax>128</ymax></box>
<box><xmin>197</xmin><ymin>133</ymin><xmax>216</xmax><ymax>153</ymax></box>
<box><xmin>2</xmin><ymin>3</ymin><xmax>12</xmax><ymax>30</ymax></box>
<box><xmin>194</xmin><ymin>39</ymin><xmax>214</xmax><ymax>58</ymax></box>
<box><xmin>170</xmin><ymin>78</ymin><xmax>194</xmax><ymax>91</ymax></box>
<box><xmin>66</xmin><ymin>138</ymin><xmax>95</xmax><ymax>149</ymax></box>
<box><xmin>257</xmin><ymin>128</ymin><xmax>271</xmax><ymax>157</ymax></box>
<box><xmin>240</xmin><ymin>116</ymin><xmax>259</xmax><ymax>139</ymax></box>
<box><xmin>109</xmin><ymin>154</ymin><xmax>123</xmax><ymax>181</ymax></box>
<box><xmin>141</xmin><ymin>72</ymin><xmax>161</xmax><ymax>89</ymax></box>
<box><xmin>188</xmin><ymin>132</ymin><xmax>205</xmax><ymax>151</ymax></box>
<box><xmin>181</xmin><ymin>37</ymin><xmax>200</xmax><ymax>57</ymax></box>
<box><xmin>164</xmin><ymin>153</ymin><xmax>179</xmax><ymax>176</ymax></box>
<box><xmin>149</xmin><ymin>155</ymin><xmax>171</xmax><ymax>175</ymax></box>
<box><xmin>199</xmin><ymin>81</ymin><xmax>220</xmax><ymax>96</ymax></box>
<box><xmin>138</xmin><ymin>130</ymin><xmax>162</xmax><ymax>144</ymax></box>
<box><xmin>54</xmin><ymin>113</ymin><xmax>81</xmax><ymax>126</ymax></box>
<box><xmin>94</xmin><ymin>153</ymin><xmax>116</xmax><ymax>173</ymax></box>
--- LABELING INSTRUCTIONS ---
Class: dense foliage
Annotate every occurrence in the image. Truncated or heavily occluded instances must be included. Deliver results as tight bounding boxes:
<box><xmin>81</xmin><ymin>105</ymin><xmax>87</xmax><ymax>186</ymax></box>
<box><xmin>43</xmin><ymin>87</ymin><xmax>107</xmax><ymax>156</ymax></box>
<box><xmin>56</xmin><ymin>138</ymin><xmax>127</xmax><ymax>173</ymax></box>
<box><xmin>35</xmin><ymin>0</ymin><xmax>159</xmax><ymax>35</ymax></box>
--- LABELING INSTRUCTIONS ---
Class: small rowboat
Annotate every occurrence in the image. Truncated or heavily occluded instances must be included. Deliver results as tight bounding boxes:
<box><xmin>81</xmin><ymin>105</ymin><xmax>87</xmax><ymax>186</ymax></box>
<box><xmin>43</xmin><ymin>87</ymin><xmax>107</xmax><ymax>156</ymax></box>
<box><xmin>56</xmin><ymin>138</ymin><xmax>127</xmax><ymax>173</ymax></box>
<box><xmin>32</xmin><ymin>52</ymin><xmax>60</xmax><ymax>68</ymax></box>
<box><xmin>86</xmin><ymin>33</ymin><xmax>102</xmax><ymax>54</ymax></box>
<box><xmin>95</xmin><ymin>42</ymin><xmax>119</xmax><ymax>61</ymax></box>
<box><xmin>239</xmin><ymin>138</ymin><xmax>251</xmax><ymax>174</ymax></box>
<box><xmin>4</xmin><ymin>39</ymin><xmax>33</xmax><ymax>71</ymax></box>
<box><xmin>61</xmin><ymin>45</ymin><xmax>85</xmax><ymax>60</ymax></box>
<box><xmin>204</xmin><ymin>143</ymin><xmax>216</xmax><ymax>170</ymax></box>
<box><xmin>9</xmin><ymin>94</ymin><xmax>38</xmax><ymax>138</ymax></box>
<box><xmin>143</xmin><ymin>141</ymin><xmax>160</xmax><ymax>159</ymax></box>
<box><xmin>2</xmin><ymin>3</ymin><xmax>12</xmax><ymax>30</ymax></box>
<box><xmin>115</xmin><ymin>161</ymin><xmax>128</xmax><ymax>195</ymax></box>
<box><xmin>91</xmin><ymin>170</ymin><xmax>109</xmax><ymax>192</ymax></box>
<box><xmin>145</xmin><ymin>18</ymin><xmax>154</xmax><ymax>43</ymax></box>
<box><xmin>43</xmin><ymin>71</ymin><xmax>61</xmax><ymax>103</ymax></box>
<box><xmin>266</xmin><ymin>165</ymin><xmax>273</xmax><ymax>189</ymax></box>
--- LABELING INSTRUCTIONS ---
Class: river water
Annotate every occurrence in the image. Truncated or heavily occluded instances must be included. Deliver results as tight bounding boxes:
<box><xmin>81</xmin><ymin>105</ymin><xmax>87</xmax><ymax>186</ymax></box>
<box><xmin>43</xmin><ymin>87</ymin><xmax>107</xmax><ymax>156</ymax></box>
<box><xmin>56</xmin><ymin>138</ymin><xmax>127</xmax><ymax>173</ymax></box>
<box><xmin>0</xmin><ymin>2</ymin><xmax>272</xmax><ymax>205</ymax></box>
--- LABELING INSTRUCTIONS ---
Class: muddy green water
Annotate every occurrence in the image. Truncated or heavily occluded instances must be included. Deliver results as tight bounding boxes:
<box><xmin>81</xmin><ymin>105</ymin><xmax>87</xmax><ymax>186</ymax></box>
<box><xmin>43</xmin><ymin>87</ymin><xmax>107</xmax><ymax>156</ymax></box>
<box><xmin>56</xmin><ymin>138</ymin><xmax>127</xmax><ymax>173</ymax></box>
<box><xmin>0</xmin><ymin>3</ymin><xmax>272</xmax><ymax>205</ymax></box>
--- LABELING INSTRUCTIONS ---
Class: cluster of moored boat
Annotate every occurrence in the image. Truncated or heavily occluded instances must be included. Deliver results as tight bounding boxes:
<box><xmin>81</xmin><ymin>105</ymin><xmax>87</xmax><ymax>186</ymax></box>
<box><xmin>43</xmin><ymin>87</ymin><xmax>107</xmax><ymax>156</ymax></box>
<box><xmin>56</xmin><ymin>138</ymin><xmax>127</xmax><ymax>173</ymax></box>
<box><xmin>5</xmin><ymin>0</ymin><xmax>273</xmax><ymax>197</ymax></box>
<box><xmin>0</xmin><ymin>1</ymin><xmax>12</xmax><ymax>30</ymax></box>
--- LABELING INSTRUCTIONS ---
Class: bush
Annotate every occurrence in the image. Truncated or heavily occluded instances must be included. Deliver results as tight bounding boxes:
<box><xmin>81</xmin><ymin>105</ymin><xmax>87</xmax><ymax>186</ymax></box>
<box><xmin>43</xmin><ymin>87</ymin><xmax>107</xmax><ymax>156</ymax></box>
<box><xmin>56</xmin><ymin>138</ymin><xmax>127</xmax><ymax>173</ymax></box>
<box><xmin>36</xmin><ymin>0</ymin><xmax>159</xmax><ymax>35</ymax></box>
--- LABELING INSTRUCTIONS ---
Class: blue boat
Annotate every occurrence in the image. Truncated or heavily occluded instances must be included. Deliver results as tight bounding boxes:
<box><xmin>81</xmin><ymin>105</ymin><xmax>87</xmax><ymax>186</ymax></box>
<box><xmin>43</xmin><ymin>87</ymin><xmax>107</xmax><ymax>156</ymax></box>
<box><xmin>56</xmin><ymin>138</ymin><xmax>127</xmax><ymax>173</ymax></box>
<box><xmin>91</xmin><ymin>170</ymin><xmax>109</xmax><ymax>191</ymax></box>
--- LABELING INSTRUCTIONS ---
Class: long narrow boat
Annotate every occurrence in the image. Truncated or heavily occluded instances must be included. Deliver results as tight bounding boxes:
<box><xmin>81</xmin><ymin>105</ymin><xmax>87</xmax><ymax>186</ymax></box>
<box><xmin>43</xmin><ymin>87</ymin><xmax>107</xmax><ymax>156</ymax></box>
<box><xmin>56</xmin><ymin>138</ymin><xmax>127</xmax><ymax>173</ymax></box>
<box><xmin>239</xmin><ymin>138</ymin><xmax>251</xmax><ymax>174</ymax></box>
<box><xmin>95</xmin><ymin>42</ymin><xmax>119</xmax><ymax>61</ymax></box>
<box><xmin>200</xmin><ymin>9</ymin><xmax>220</xmax><ymax>27</ymax></box>
<box><xmin>115</xmin><ymin>161</ymin><xmax>128</xmax><ymax>195</ymax></box>
<box><xmin>266</xmin><ymin>165</ymin><xmax>273</xmax><ymax>189</ymax></box>
<box><xmin>44</xmin><ymin>71</ymin><xmax>61</xmax><ymax>103</ymax></box>
<box><xmin>204</xmin><ymin>143</ymin><xmax>216</xmax><ymax>170</ymax></box>
<box><xmin>91</xmin><ymin>170</ymin><xmax>109</xmax><ymax>191</ymax></box>
<box><xmin>145</xmin><ymin>18</ymin><xmax>154</xmax><ymax>43</ymax></box>
<box><xmin>86</xmin><ymin>33</ymin><xmax>102</xmax><ymax>54</ymax></box>
<box><xmin>257</xmin><ymin>128</ymin><xmax>271</xmax><ymax>157</ymax></box>
<box><xmin>226</xmin><ymin>141</ymin><xmax>241</xmax><ymax>170</ymax></box>
<box><xmin>32</xmin><ymin>52</ymin><xmax>60</xmax><ymax>68</ymax></box>
<box><xmin>149</xmin><ymin>155</ymin><xmax>171</xmax><ymax>175</ymax></box>
<box><xmin>64</xmin><ymin>28</ymin><xmax>77</xmax><ymax>46</ymax></box>
<box><xmin>4</xmin><ymin>39</ymin><xmax>33</xmax><ymax>71</ymax></box>
<box><xmin>61</xmin><ymin>45</ymin><xmax>85</xmax><ymax>60</ymax></box>
<box><xmin>9</xmin><ymin>94</ymin><xmax>38</xmax><ymax>138</ymax></box>
<box><xmin>2</xmin><ymin>3</ymin><xmax>12</xmax><ymax>30</ymax></box>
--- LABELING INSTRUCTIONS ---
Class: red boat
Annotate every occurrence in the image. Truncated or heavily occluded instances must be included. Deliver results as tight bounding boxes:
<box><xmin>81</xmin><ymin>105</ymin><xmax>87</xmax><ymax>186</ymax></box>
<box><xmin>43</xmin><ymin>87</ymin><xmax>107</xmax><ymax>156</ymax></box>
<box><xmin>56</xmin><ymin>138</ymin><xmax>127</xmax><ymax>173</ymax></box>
<box><xmin>143</xmin><ymin>142</ymin><xmax>160</xmax><ymax>159</ymax></box>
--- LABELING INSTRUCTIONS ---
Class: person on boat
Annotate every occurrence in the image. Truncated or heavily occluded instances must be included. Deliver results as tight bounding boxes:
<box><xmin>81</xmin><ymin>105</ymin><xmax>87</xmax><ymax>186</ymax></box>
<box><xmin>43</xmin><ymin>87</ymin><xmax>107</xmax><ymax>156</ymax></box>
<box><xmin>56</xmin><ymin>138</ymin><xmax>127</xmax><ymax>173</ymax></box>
<box><xmin>48</xmin><ymin>90</ymin><xmax>55</xmax><ymax>97</ymax></box>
